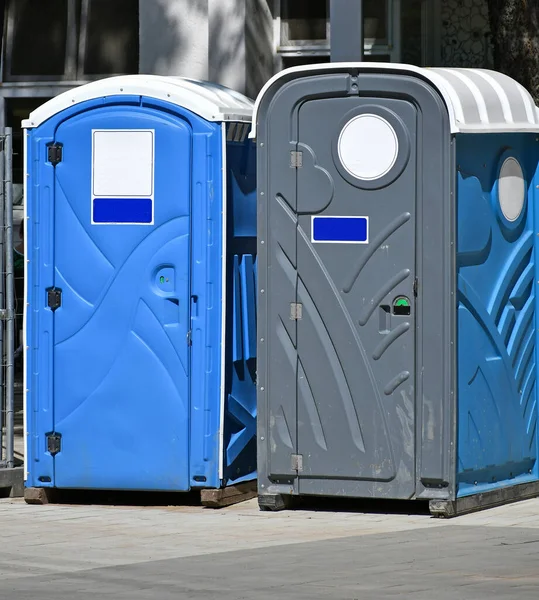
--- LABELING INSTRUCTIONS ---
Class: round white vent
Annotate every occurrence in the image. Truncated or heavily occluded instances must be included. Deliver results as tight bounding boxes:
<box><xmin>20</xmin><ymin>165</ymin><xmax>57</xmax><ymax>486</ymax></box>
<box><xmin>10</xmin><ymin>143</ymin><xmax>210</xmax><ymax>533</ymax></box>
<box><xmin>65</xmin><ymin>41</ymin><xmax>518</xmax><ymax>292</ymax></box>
<box><xmin>498</xmin><ymin>157</ymin><xmax>526</xmax><ymax>222</ymax></box>
<box><xmin>337</xmin><ymin>114</ymin><xmax>399</xmax><ymax>181</ymax></box>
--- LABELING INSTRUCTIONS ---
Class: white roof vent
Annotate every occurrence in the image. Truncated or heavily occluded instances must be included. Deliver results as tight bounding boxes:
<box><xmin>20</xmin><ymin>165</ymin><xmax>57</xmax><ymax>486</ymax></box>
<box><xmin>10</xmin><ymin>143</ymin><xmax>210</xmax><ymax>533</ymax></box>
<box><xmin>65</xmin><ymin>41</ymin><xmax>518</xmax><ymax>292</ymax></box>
<box><xmin>251</xmin><ymin>63</ymin><xmax>539</xmax><ymax>137</ymax></box>
<box><xmin>23</xmin><ymin>75</ymin><xmax>254</xmax><ymax>129</ymax></box>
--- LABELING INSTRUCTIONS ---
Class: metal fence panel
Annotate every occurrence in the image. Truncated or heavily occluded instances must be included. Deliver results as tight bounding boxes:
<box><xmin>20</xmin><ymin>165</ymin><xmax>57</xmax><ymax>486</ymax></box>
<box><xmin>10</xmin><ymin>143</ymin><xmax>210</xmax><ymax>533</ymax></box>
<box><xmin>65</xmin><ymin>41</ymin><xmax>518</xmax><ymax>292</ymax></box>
<box><xmin>0</xmin><ymin>127</ymin><xmax>23</xmax><ymax>497</ymax></box>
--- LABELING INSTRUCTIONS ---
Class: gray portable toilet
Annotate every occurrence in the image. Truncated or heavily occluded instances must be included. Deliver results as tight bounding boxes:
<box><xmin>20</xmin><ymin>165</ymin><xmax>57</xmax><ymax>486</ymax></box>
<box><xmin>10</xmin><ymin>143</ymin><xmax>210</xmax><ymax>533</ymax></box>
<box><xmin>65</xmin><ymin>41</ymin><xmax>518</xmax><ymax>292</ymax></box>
<box><xmin>254</xmin><ymin>63</ymin><xmax>539</xmax><ymax>516</ymax></box>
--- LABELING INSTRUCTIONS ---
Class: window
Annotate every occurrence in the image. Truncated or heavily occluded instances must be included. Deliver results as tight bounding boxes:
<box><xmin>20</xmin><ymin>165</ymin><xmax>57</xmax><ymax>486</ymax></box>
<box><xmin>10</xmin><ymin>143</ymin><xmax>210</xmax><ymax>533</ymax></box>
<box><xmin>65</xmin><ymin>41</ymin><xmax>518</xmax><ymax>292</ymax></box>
<box><xmin>363</xmin><ymin>0</ymin><xmax>389</xmax><ymax>47</ymax></box>
<box><xmin>3</xmin><ymin>0</ymin><xmax>139</xmax><ymax>81</ymax></box>
<box><xmin>277</xmin><ymin>1</ymin><xmax>398</xmax><ymax>61</ymax></box>
<box><xmin>83</xmin><ymin>0</ymin><xmax>139</xmax><ymax>75</ymax></box>
<box><xmin>281</xmin><ymin>55</ymin><xmax>330</xmax><ymax>69</ymax></box>
<box><xmin>498</xmin><ymin>157</ymin><xmax>526</xmax><ymax>224</ymax></box>
<box><xmin>401</xmin><ymin>0</ymin><xmax>426</xmax><ymax>66</ymax></box>
<box><xmin>280</xmin><ymin>0</ymin><xmax>329</xmax><ymax>47</ymax></box>
<box><xmin>9</xmin><ymin>0</ymin><xmax>68</xmax><ymax>77</ymax></box>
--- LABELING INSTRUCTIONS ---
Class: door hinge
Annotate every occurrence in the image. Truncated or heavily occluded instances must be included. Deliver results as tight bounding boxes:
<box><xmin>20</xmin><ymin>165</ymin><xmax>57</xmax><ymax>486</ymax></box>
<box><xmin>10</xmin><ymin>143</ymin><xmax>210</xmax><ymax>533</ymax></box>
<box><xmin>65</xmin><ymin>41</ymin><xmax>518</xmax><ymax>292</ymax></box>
<box><xmin>47</xmin><ymin>143</ymin><xmax>63</xmax><ymax>166</ymax></box>
<box><xmin>290</xmin><ymin>150</ymin><xmax>303</xmax><ymax>168</ymax></box>
<box><xmin>291</xmin><ymin>454</ymin><xmax>303</xmax><ymax>472</ymax></box>
<box><xmin>290</xmin><ymin>302</ymin><xmax>303</xmax><ymax>320</ymax></box>
<box><xmin>47</xmin><ymin>433</ymin><xmax>62</xmax><ymax>456</ymax></box>
<box><xmin>413</xmin><ymin>277</ymin><xmax>418</xmax><ymax>298</ymax></box>
<box><xmin>187</xmin><ymin>330</ymin><xmax>192</xmax><ymax>346</ymax></box>
<box><xmin>47</xmin><ymin>287</ymin><xmax>62</xmax><ymax>311</ymax></box>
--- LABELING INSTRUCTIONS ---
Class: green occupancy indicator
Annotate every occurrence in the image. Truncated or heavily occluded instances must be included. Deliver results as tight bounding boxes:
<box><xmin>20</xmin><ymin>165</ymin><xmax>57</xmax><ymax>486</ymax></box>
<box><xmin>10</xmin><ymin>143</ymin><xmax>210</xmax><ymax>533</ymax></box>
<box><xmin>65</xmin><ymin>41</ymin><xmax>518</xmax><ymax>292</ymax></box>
<box><xmin>394</xmin><ymin>296</ymin><xmax>410</xmax><ymax>308</ymax></box>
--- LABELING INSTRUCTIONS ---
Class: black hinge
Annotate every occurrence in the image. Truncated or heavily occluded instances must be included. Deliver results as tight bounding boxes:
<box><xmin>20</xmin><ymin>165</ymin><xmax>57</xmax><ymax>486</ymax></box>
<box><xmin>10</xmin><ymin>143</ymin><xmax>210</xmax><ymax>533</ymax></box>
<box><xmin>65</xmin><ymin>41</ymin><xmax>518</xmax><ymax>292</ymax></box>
<box><xmin>47</xmin><ymin>434</ymin><xmax>61</xmax><ymax>456</ymax></box>
<box><xmin>47</xmin><ymin>287</ymin><xmax>62</xmax><ymax>311</ymax></box>
<box><xmin>413</xmin><ymin>277</ymin><xmax>419</xmax><ymax>298</ymax></box>
<box><xmin>187</xmin><ymin>330</ymin><xmax>192</xmax><ymax>346</ymax></box>
<box><xmin>47</xmin><ymin>143</ymin><xmax>63</xmax><ymax>166</ymax></box>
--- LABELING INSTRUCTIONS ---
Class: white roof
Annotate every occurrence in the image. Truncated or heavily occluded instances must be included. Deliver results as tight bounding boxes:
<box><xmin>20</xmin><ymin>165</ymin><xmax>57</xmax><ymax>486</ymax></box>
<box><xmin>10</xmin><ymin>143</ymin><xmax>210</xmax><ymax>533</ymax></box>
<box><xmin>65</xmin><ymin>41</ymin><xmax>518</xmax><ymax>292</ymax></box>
<box><xmin>251</xmin><ymin>63</ymin><xmax>539</xmax><ymax>137</ymax></box>
<box><xmin>23</xmin><ymin>75</ymin><xmax>254</xmax><ymax>129</ymax></box>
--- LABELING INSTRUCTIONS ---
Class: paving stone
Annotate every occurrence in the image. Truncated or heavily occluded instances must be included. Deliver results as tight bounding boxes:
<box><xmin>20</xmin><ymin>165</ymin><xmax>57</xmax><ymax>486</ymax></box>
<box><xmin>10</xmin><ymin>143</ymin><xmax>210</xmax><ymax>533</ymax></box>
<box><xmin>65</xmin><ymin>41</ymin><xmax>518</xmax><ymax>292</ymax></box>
<box><xmin>0</xmin><ymin>497</ymin><xmax>538</xmax><ymax>598</ymax></box>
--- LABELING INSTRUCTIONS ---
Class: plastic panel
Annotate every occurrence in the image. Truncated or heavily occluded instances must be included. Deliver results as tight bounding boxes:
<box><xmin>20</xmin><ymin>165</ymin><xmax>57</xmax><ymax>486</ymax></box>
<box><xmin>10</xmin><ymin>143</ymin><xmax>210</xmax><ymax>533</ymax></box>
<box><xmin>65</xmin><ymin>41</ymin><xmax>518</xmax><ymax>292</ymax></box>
<box><xmin>222</xmin><ymin>137</ymin><xmax>257</xmax><ymax>485</ymax></box>
<box><xmin>25</xmin><ymin>96</ymin><xmax>235</xmax><ymax>491</ymax></box>
<box><xmin>456</xmin><ymin>133</ymin><xmax>539</xmax><ymax>497</ymax></box>
<box><xmin>256</xmin><ymin>70</ymin><xmax>455</xmax><ymax>502</ymax></box>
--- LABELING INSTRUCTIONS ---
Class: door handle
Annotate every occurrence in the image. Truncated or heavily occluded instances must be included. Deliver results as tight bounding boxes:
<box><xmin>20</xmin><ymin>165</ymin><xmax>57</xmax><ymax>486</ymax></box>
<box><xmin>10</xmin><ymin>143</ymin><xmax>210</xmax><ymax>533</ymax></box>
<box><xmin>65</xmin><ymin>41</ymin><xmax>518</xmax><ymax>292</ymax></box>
<box><xmin>190</xmin><ymin>295</ymin><xmax>198</xmax><ymax>319</ymax></box>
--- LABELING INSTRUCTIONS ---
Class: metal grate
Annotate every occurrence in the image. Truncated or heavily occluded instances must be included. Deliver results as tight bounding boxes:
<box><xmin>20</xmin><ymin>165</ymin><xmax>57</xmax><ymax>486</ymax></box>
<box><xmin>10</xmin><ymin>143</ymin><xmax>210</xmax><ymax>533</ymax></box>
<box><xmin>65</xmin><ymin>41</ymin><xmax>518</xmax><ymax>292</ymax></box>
<box><xmin>0</xmin><ymin>128</ymin><xmax>21</xmax><ymax>474</ymax></box>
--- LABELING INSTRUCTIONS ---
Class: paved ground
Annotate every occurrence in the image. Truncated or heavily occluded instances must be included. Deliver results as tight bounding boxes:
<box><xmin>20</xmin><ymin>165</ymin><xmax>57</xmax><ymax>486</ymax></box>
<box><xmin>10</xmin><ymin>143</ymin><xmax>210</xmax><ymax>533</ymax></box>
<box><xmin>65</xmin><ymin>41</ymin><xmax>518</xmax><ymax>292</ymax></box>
<box><xmin>0</xmin><ymin>496</ymin><xmax>538</xmax><ymax>599</ymax></box>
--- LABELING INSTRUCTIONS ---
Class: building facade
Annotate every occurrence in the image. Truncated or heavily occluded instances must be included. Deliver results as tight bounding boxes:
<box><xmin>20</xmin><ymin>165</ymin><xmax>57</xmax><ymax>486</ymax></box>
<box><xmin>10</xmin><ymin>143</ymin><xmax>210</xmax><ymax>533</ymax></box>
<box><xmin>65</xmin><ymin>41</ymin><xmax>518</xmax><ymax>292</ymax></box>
<box><xmin>2</xmin><ymin>0</ymin><xmax>493</xmax><ymax>199</ymax></box>
<box><xmin>0</xmin><ymin>0</ymin><xmax>494</xmax><ymax>387</ymax></box>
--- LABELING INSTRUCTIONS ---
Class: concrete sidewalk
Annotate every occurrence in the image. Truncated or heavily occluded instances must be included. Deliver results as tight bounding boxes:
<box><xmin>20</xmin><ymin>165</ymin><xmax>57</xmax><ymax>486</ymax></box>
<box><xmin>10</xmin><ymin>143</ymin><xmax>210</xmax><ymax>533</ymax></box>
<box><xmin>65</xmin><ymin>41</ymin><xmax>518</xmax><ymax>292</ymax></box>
<box><xmin>0</xmin><ymin>496</ymin><xmax>538</xmax><ymax>599</ymax></box>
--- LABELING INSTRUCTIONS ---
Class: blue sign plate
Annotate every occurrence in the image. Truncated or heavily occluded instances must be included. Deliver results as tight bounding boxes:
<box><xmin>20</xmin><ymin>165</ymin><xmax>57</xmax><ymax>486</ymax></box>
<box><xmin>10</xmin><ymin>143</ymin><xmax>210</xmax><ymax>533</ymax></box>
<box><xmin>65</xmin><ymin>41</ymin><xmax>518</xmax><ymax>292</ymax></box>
<box><xmin>93</xmin><ymin>198</ymin><xmax>153</xmax><ymax>224</ymax></box>
<box><xmin>311</xmin><ymin>216</ymin><xmax>369</xmax><ymax>244</ymax></box>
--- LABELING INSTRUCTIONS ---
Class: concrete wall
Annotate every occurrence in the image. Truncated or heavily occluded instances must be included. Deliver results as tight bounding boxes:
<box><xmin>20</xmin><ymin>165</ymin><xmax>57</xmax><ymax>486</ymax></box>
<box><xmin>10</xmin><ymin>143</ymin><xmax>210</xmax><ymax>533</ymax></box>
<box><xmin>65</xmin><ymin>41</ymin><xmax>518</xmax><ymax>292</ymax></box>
<box><xmin>208</xmin><ymin>0</ymin><xmax>247</xmax><ymax>92</ymax></box>
<box><xmin>139</xmin><ymin>0</ymin><xmax>210</xmax><ymax>80</ymax></box>
<box><xmin>139</xmin><ymin>0</ymin><xmax>275</xmax><ymax>97</ymax></box>
<box><xmin>245</xmin><ymin>0</ymin><xmax>275</xmax><ymax>99</ymax></box>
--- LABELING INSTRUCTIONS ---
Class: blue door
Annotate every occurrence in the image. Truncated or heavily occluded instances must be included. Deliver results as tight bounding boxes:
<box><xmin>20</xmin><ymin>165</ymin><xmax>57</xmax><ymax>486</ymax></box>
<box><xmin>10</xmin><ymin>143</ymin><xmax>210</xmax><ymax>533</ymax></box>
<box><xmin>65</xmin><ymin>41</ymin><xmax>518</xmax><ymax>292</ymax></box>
<box><xmin>51</xmin><ymin>103</ymin><xmax>192</xmax><ymax>490</ymax></box>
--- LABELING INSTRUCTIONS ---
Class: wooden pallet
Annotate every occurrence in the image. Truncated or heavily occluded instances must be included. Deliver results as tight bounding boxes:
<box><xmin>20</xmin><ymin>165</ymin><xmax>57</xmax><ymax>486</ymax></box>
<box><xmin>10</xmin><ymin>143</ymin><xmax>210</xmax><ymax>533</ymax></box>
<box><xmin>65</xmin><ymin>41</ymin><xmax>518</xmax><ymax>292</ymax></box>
<box><xmin>201</xmin><ymin>480</ymin><xmax>257</xmax><ymax>508</ymax></box>
<box><xmin>429</xmin><ymin>480</ymin><xmax>539</xmax><ymax>518</ymax></box>
<box><xmin>23</xmin><ymin>481</ymin><xmax>258</xmax><ymax>508</ymax></box>
<box><xmin>24</xmin><ymin>487</ymin><xmax>59</xmax><ymax>505</ymax></box>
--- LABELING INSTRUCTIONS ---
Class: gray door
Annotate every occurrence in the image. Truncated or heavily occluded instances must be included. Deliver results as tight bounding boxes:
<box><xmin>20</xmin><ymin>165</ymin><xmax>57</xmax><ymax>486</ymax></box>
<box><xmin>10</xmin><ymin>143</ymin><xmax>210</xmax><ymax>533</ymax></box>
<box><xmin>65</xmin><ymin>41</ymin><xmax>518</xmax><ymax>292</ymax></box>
<box><xmin>295</xmin><ymin>96</ymin><xmax>417</xmax><ymax>499</ymax></box>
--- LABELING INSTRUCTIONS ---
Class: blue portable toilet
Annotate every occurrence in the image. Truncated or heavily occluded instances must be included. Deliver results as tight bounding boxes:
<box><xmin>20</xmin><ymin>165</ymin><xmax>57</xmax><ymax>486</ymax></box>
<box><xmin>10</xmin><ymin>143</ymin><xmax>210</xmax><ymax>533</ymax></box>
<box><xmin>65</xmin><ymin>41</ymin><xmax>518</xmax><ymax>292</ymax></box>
<box><xmin>254</xmin><ymin>63</ymin><xmax>539</xmax><ymax>516</ymax></box>
<box><xmin>23</xmin><ymin>75</ymin><xmax>257</xmax><ymax>495</ymax></box>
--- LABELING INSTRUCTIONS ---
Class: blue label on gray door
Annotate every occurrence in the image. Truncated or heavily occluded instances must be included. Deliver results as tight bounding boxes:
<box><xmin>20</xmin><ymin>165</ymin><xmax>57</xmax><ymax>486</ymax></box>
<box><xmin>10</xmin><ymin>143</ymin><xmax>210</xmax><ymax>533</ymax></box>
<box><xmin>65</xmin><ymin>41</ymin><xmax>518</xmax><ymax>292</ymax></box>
<box><xmin>311</xmin><ymin>216</ymin><xmax>369</xmax><ymax>244</ymax></box>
